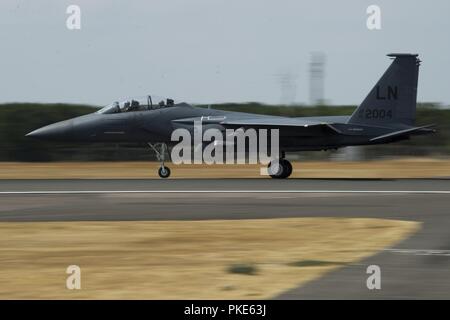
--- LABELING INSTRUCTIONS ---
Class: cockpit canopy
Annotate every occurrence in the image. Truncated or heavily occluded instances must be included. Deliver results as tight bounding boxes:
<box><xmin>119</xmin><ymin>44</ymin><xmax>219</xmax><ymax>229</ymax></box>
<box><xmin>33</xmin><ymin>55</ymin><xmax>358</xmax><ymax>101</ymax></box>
<box><xmin>97</xmin><ymin>95</ymin><xmax>176</xmax><ymax>114</ymax></box>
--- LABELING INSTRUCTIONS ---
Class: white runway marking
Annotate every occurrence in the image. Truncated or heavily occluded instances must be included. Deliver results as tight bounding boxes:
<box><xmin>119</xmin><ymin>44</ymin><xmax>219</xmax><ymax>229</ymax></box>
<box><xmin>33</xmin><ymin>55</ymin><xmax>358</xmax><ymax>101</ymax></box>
<box><xmin>0</xmin><ymin>190</ymin><xmax>449</xmax><ymax>195</ymax></box>
<box><xmin>385</xmin><ymin>248</ymin><xmax>450</xmax><ymax>256</ymax></box>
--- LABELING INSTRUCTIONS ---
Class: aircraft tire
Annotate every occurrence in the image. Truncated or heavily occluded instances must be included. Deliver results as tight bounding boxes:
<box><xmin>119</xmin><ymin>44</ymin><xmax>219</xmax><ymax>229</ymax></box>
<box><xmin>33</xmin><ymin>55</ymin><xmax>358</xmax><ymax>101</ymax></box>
<box><xmin>280</xmin><ymin>159</ymin><xmax>293</xmax><ymax>178</ymax></box>
<box><xmin>268</xmin><ymin>159</ymin><xmax>292</xmax><ymax>179</ymax></box>
<box><xmin>158</xmin><ymin>166</ymin><xmax>171</xmax><ymax>178</ymax></box>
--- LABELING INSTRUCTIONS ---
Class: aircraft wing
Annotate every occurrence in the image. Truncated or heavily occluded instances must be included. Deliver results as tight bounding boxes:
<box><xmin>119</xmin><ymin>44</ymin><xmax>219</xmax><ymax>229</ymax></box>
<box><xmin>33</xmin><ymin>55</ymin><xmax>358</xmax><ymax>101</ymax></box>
<box><xmin>220</xmin><ymin>118</ymin><xmax>343</xmax><ymax>134</ymax></box>
<box><xmin>172</xmin><ymin>116</ymin><xmax>343</xmax><ymax>134</ymax></box>
<box><xmin>370</xmin><ymin>125</ymin><xmax>435</xmax><ymax>142</ymax></box>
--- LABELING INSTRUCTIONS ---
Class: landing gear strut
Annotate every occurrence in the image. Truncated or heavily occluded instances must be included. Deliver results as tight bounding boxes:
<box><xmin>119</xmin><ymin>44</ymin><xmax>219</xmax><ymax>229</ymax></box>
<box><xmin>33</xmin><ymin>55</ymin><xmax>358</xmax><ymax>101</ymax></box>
<box><xmin>148</xmin><ymin>142</ymin><xmax>171</xmax><ymax>178</ymax></box>
<box><xmin>268</xmin><ymin>155</ymin><xmax>293</xmax><ymax>179</ymax></box>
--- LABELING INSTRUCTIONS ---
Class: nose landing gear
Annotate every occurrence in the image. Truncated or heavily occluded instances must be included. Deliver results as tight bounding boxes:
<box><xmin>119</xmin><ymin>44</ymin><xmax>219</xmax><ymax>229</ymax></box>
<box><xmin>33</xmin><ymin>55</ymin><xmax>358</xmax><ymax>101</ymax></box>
<box><xmin>148</xmin><ymin>142</ymin><xmax>171</xmax><ymax>178</ymax></box>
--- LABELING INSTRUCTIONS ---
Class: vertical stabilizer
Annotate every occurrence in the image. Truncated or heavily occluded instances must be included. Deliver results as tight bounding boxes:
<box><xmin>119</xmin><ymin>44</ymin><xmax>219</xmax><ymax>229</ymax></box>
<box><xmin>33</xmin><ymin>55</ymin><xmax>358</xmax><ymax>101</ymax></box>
<box><xmin>348</xmin><ymin>54</ymin><xmax>420</xmax><ymax>127</ymax></box>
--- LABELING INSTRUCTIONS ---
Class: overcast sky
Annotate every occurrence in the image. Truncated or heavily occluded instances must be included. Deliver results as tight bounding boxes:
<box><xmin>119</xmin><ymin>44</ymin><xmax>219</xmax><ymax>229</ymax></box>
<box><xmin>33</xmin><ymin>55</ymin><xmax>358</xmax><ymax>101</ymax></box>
<box><xmin>0</xmin><ymin>0</ymin><xmax>449</xmax><ymax>106</ymax></box>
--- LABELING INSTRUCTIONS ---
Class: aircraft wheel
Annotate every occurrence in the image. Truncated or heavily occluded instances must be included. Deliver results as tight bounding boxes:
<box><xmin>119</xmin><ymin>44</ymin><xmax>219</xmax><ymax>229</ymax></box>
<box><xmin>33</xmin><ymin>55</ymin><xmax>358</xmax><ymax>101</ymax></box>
<box><xmin>281</xmin><ymin>159</ymin><xmax>293</xmax><ymax>178</ymax></box>
<box><xmin>268</xmin><ymin>160</ymin><xmax>284</xmax><ymax>179</ymax></box>
<box><xmin>158</xmin><ymin>166</ymin><xmax>171</xmax><ymax>178</ymax></box>
<box><xmin>268</xmin><ymin>159</ymin><xmax>292</xmax><ymax>179</ymax></box>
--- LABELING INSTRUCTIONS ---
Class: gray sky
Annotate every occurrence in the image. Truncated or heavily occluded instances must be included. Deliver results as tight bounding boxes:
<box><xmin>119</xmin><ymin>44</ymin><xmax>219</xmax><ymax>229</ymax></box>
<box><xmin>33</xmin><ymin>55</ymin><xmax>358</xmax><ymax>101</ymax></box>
<box><xmin>1</xmin><ymin>0</ymin><xmax>449</xmax><ymax>106</ymax></box>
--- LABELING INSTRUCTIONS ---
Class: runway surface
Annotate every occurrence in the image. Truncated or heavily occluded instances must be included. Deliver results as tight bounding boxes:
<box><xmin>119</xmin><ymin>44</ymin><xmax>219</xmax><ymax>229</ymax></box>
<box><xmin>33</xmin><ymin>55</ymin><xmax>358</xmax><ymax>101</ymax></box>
<box><xmin>0</xmin><ymin>178</ymin><xmax>449</xmax><ymax>299</ymax></box>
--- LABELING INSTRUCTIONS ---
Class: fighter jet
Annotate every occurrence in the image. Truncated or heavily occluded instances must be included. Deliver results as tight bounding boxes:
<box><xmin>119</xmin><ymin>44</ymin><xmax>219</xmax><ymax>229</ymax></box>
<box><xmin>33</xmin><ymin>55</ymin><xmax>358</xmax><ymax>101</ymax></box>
<box><xmin>27</xmin><ymin>53</ymin><xmax>434</xmax><ymax>178</ymax></box>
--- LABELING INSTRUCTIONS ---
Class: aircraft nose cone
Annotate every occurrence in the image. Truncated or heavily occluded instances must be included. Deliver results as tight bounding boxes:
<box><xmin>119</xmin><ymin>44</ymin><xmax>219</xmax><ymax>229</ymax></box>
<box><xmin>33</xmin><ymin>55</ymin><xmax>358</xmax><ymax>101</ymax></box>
<box><xmin>26</xmin><ymin>127</ymin><xmax>46</xmax><ymax>138</ymax></box>
<box><xmin>26</xmin><ymin>120</ymin><xmax>72</xmax><ymax>140</ymax></box>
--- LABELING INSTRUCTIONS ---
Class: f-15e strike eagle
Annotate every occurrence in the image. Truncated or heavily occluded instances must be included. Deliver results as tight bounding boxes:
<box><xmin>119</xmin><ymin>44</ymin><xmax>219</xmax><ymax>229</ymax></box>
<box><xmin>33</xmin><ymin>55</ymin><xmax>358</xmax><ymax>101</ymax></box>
<box><xmin>27</xmin><ymin>54</ymin><xmax>434</xmax><ymax>178</ymax></box>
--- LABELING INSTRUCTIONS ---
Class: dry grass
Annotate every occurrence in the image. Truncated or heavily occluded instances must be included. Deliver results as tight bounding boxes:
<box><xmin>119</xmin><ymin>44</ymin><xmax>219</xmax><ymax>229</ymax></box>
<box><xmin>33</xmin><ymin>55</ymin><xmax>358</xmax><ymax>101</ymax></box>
<box><xmin>0</xmin><ymin>158</ymin><xmax>449</xmax><ymax>179</ymax></box>
<box><xmin>0</xmin><ymin>218</ymin><xmax>419</xmax><ymax>299</ymax></box>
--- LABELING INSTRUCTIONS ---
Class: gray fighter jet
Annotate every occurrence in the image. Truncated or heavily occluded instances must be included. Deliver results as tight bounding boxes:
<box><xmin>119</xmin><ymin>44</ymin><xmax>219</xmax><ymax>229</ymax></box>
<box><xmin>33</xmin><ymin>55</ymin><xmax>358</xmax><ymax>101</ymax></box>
<box><xmin>27</xmin><ymin>53</ymin><xmax>434</xmax><ymax>178</ymax></box>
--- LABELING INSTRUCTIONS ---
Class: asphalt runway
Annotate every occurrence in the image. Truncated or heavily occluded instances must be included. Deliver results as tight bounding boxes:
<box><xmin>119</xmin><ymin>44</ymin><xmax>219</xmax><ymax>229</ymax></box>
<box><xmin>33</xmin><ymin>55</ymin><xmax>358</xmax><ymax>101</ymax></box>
<box><xmin>0</xmin><ymin>178</ymin><xmax>449</xmax><ymax>299</ymax></box>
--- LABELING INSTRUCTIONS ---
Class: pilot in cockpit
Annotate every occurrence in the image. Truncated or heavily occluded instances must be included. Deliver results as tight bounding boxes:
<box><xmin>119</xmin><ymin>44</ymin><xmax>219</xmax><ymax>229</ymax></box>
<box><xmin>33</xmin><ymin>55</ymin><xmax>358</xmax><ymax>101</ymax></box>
<box><xmin>123</xmin><ymin>101</ymin><xmax>131</xmax><ymax>112</ymax></box>
<box><xmin>113</xmin><ymin>101</ymin><xmax>120</xmax><ymax>113</ymax></box>
<box><xmin>130</xmin><ymin>100</ymin><xmax>140</xmax><ymax>111</ymax></box>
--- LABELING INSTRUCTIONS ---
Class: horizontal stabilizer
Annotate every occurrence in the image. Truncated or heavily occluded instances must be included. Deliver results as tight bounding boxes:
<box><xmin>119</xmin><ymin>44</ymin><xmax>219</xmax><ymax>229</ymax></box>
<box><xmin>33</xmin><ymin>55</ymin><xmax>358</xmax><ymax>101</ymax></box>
<box><xmin>370</xmin><ymin>125</ymin><xmax>435</xmax><ymax>142</ymax></box>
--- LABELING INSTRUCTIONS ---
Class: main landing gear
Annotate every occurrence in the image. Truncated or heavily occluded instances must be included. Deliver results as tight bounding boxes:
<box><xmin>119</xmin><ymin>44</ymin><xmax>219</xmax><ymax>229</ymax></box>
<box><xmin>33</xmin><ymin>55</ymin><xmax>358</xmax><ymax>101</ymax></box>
<box><xmin>267</xmin><ymin>157</ymin><xmax>293</xmax><ymax>179</ymax></box>
<box><xmin>148</xmin><ymin>142</ymin><xmax>171</xmax><ymax>178</ymax></box>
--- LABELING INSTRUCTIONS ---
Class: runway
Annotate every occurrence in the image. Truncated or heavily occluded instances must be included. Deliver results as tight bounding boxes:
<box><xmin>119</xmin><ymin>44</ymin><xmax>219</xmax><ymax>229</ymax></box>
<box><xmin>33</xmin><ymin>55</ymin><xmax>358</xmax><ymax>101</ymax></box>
<box><xmin>0</xmin><ymin>178</ymin><xmax>449</xmax><ymax>299</ymax></box>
